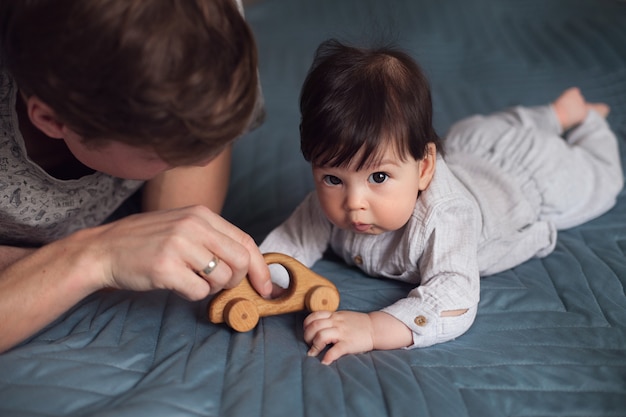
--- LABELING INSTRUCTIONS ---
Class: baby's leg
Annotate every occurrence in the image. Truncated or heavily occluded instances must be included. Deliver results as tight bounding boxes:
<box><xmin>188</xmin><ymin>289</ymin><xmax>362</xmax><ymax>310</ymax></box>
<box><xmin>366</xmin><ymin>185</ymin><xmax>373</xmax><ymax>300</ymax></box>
<box><xmin>448</xmin><ymin>87</ymin><xmax>609</xmax><ymax>149</ymax></box>
<box><xmin>445</xmin><ymin>89</ymin><xmax>622</xmax><ymax>231</ymax></box>
<box><xmin>553</xmin><ymin>87</ymin><xmax>610</xmax><ymax>131</ymax></box>
<box><xmin>485</xmin><ymin>87</ymin><xmax>611</xmax><ymax>137</ymax></box>
<box><xmin>540</xmin><ymin>107</ymin><xmax>622</xmax><ymax>229</ymax></box>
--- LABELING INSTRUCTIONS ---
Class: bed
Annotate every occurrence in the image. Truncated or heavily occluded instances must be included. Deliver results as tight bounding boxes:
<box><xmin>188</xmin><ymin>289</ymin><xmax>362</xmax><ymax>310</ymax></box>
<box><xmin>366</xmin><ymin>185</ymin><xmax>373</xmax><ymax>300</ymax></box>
<box><xmin>2</xmin><ymin>0</ymin><xmax>625</xmax><ymax>416</ymax></box>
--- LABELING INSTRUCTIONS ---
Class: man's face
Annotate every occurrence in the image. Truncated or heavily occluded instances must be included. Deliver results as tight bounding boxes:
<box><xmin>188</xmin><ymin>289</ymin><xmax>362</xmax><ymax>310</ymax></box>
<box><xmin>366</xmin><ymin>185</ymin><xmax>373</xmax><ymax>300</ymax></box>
<box><xmin>61</xmin><ymin>129</ymin><xmax>172</xmax><ymax>180</ymax></box>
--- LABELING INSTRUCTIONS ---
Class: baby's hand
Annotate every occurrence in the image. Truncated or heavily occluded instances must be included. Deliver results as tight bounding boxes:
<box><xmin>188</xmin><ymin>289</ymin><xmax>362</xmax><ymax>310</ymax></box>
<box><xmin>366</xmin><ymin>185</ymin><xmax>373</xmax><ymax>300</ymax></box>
<box><xmin>303</xmin><ymin>310</ymin><xmax>414</xmax><ymax>364</ymax></box>
<box><xmin>303</xmin><ymin>311</ymin><xmax>375</xmax><ymax>364</ymax></box>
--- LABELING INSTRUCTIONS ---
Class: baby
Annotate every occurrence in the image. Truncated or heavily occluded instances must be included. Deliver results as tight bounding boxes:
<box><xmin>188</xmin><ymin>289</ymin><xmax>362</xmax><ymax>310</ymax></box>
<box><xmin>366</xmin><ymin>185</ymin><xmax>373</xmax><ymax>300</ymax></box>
<box><xmin>260</xmin><ymin>39</ymin><xmax>623</xmax><ymax>364</ymax></box>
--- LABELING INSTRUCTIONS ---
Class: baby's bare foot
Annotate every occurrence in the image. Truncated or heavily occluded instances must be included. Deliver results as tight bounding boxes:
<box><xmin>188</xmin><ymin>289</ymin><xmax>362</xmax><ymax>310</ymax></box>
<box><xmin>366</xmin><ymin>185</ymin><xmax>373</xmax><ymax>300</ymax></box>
<box><xmin>553</xmin><ymin>87</ymin><xmax>588</xmax><ymax>130</ymax></box>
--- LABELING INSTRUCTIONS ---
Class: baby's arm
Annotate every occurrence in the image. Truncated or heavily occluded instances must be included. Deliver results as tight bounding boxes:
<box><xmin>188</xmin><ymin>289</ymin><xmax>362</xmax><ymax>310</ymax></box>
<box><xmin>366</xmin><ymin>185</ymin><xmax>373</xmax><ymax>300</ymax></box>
<box><xmin>259</xmin><ymin>192</ymin><xmax>332</xmax><ymax>286</ymax></box>
<box><xmin>382</xmin><ymin>198</ymin><xmax>481</xmax><ymax>348</ymax></box>
<box><xmin>304</xmin><ymin>284</ymin><xmax>478</xmax><ymax>365</ymax></box>
<box><xmin>304</xmin><ymin>196</ymin><xmax>481</xmax><ymax>363</ymax></box>
<box><xmin>303</xmin><ymin>310</ymin><xmax>413</xmax><ymax>364</ymax></box>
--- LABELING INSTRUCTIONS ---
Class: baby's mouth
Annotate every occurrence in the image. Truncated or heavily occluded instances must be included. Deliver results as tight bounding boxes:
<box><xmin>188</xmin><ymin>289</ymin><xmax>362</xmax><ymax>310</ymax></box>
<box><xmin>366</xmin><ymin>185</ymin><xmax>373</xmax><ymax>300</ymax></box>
<box><xmin>352</xmin><ymin>222</ymin><xmax>372</xmax><ymax>233</ymax></box>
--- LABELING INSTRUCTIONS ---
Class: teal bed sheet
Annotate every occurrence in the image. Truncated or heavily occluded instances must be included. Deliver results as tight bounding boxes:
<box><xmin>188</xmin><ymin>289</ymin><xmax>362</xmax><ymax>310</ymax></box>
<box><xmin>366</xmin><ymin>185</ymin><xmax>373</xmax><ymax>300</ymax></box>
<box><xmin>1</xmin><ymin>0</ymin><xmax>625</xmax><ymax>416</ymax></box>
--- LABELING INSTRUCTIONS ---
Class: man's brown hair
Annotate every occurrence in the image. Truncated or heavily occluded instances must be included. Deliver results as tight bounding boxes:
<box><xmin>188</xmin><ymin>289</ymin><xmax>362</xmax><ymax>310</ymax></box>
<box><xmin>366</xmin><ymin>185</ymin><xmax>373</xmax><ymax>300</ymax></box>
<box><xmin>1</xmin><ymin>0</ymin><xmax>260</xmax><ymax>164</ymax></box>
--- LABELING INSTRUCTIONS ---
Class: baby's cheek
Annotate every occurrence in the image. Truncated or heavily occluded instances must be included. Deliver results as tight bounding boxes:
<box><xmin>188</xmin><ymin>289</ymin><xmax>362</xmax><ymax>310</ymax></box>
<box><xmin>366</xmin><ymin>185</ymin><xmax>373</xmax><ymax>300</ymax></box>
<box><xmin>319</xmin><ymin>202</ymin><xmax>346</xmax><ymax>228</ymax></box>
<box><xmin>378</xmin><ymin>202</ymin><xmax>414</xmax><ymax>231</ymax></box>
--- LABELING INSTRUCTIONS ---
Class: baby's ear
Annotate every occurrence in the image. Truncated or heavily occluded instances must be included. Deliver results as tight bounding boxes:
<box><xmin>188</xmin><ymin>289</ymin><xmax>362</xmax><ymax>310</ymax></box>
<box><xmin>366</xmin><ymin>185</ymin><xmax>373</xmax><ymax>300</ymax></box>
<box><xmin>26</xmin><ymin>96</ymin><xmax>65</xmax><ymax>139</ymax></box>
<box><xmin>417</xmin><ymin>143</ymin><xmax>436</xmax><ymax>190</ymax></box>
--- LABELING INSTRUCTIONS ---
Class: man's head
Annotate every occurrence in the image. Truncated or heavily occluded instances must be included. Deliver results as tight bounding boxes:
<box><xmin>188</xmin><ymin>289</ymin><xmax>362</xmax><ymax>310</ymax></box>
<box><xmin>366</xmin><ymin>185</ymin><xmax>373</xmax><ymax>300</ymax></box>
<box><xmin>2</xmin><ymin>0</ymin><xmax>260</xmax><ymax>169</ymax></box>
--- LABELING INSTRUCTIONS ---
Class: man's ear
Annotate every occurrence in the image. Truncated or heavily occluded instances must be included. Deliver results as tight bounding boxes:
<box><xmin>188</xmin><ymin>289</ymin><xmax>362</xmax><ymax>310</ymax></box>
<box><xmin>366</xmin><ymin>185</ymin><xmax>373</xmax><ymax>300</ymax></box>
<box><xmin>26</xmin><ymin>96</ymin><xmax>65</xmax><ymax>139</ymax></box>
<box><xmin>417</xmin><ymin>142</ymin><xmax>437</xmax><ymax>190</ymax></box>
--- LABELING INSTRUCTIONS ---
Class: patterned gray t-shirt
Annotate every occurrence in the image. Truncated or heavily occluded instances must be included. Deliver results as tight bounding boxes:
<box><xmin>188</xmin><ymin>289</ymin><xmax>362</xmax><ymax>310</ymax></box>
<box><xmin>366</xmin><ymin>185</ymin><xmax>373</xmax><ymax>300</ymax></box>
<box><xmin>0</xmin><ymin>69</ymin><xmax>144</xmax><ymax>247</ymax></box>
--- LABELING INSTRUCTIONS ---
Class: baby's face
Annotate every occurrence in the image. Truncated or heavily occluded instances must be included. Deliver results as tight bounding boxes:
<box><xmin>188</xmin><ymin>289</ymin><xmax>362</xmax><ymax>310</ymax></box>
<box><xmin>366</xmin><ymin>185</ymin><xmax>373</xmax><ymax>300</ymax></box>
<box><xmin>312</xmin><ymin>145</ymin><xmax>434</xmax><ymax>235</ymax></box>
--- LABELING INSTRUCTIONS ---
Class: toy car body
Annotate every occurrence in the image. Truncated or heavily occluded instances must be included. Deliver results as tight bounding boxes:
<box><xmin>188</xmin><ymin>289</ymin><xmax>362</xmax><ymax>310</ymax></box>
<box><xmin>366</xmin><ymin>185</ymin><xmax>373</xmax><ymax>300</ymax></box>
<box><xmin>207</xmin><ymin>252</ymin><xmax>340</xmax><ymax>332</ymax></box>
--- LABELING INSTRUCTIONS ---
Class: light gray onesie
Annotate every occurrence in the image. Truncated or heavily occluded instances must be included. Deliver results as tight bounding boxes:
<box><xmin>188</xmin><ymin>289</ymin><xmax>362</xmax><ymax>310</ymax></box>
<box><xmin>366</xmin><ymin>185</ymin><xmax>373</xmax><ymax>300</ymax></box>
<box><xmin>260</xmin><ymin>104</ymin><xmax>623</xmax><ymax>348</ymax></box>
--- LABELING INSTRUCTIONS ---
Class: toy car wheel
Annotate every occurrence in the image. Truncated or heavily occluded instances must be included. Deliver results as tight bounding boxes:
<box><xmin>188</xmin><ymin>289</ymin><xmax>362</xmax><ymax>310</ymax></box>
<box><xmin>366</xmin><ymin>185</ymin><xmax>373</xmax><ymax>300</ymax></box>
<box><xmin>224</xmin><ymin>298</ymin><xmax>259</xmax><ymax>332</ymax></box>
<box><xmin>305</xmin><ymin>286</ymin><xmax>340</xmax><ymax>312</ymax></box>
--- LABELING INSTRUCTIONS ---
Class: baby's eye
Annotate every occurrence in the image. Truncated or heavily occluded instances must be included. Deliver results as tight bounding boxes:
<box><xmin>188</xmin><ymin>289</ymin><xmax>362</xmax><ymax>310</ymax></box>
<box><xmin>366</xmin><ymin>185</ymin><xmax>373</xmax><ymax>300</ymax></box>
<box><xmin>323</xmin><ymin>175</ymin><xmax>342</xmax><ymax>185</ymax></box>
<box><xmin>368</xmin><ymin>172</ymin><xmax>388</xmax><ymax>184</ymax></box>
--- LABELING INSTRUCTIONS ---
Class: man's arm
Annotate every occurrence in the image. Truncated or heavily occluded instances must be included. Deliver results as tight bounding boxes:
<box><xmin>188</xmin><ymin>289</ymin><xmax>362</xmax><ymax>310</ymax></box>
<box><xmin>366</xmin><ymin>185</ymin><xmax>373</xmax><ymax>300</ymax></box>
<box><xmin>0</xmin><ymin>234</ymin><xmax>102</xmax><ymax>352</ymax></box>
<box><xmin>142</xmin><ymin>145</ymin><xmax>232</xmax><ymax>213</ymax></box>
<box><xmin>0</xmin><ymin>205</ymin><xmax>272</xmax><ymax>353</ymax></box>
<box><xmin>0</xmin><ymin>246</ymin><xmax>35</xmax><ymax>272</ymax></box>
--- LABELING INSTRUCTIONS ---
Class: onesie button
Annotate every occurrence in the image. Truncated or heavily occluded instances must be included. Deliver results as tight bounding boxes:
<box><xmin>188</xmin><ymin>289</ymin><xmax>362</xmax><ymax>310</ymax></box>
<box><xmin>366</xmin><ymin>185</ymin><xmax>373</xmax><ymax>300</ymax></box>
<box><xmin>353</xmin><ymin>255</ymin><xmax>363</xmax><ymax>265</ymax></box>
<box><xmin>414</xmin><ymin>316</ymin><xmax>427</xmax><ymax>326</ymax></box>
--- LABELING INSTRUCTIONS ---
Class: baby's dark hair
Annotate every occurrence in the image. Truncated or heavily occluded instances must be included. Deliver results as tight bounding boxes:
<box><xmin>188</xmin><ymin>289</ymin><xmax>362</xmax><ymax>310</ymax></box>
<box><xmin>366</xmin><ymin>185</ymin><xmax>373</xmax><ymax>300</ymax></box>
<box><xmin>299</xmin><ymin>39</ymin><xmax>441</xmax><ymax>170</ymax></box>
<box><xmin>1</xmin><ymin>0</ymin><xmax>260</xmax><ymax>165</ymax></box>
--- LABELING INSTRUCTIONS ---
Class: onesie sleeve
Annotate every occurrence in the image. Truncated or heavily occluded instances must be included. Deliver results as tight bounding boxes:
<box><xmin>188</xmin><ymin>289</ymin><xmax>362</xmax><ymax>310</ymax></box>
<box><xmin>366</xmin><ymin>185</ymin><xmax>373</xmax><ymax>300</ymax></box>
<box><xmin>259</xmin><ymin>192</ymin><xmax>332</xmax><ymax>286</ymax></box>
<box><xmin>381</xmin><ymin>196</ymin><xmax>481</xmax><ymax>348</ymax></box>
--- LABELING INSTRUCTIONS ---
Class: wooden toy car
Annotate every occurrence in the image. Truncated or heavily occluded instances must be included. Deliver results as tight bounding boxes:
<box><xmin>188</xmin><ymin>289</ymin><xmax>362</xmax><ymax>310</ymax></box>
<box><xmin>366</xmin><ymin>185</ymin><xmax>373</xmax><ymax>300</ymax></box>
<box><xmin>207</xmin><ymin>252</ymin><xmax>340</xmax><ymax>332</ymax></box>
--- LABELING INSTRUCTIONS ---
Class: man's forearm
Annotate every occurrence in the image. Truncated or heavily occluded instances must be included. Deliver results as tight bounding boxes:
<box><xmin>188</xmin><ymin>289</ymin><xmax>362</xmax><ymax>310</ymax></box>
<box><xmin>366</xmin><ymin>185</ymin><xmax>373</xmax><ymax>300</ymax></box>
<box><xmin>0</xmin><ymin>245</ymin><xmax>36</xmax><ymax>272</ymax></box>
<box><xmin>0</xmin><ymin>233</ymin><xmax>100</xmax><ymax>353</ymax></box>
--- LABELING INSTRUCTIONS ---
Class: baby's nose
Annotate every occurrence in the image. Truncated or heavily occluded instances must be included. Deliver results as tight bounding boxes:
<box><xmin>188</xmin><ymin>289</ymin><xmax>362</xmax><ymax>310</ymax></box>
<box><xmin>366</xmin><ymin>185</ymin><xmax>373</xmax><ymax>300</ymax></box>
<box><xmin>344</xmin><ymin>188</ymin><xmax>368</xmax><ymax>210</ymax></box>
